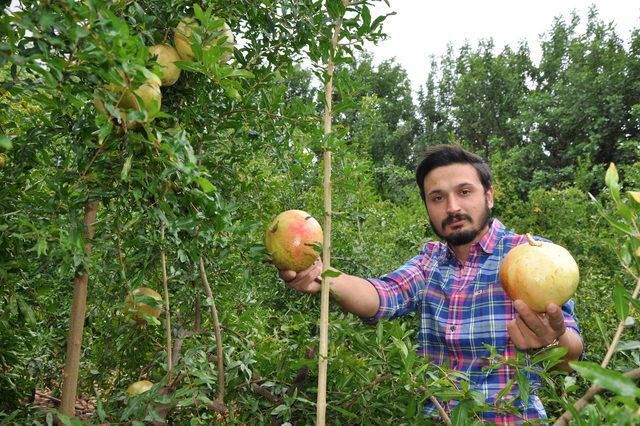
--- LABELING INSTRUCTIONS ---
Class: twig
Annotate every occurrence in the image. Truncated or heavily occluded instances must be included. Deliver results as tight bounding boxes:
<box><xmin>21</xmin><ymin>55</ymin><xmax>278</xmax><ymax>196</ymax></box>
<box><xmin>251</xmin><ymin>383</ymin><xmax>280</xmax><ymax>404</ymax></box>
<box><xmin>553</xmin><ymin>367</ymin><xmax>640</xmax><ymax>426</ymax></box>
<box><xmin>553</xmin><ymin>272</ymin><xmax>640</xmax><ymax>425</ymax></box>
<box><xmin>286</xmin><ymin>345</ymin><xmax>316</xmax><ymax>397</ymax></box>
<box><xmin>35</xmin><ymin>391</ymin><xmax>61</xmax><ymax>404</ymax></box>
<box><xmin>160</xmin><ymin>225</ymin><xmax>173</xmax><ymax>374</ymax></box>
<box><xmin>198</xmin><ymin>257</ymin><xmax>226</xmax><ymax>403</ymax></box>
<box><xmin>430</xmin><ymin>396</ymin><xmax>453</xmax><ymax>426</ymax></box>
<box><xmin>600</xmin><ymin>273</ymin><xmax>640</xmax><ymax>368</ymax></box>
<box><xmin>339</xmin><ymin>373</ymin><xmax>389</xmax><ymax>407</ymax></box>
<box><xmin>194</xmin><ymin>280</ymin><xmax>202</xmax><ymax>332</ymax></box>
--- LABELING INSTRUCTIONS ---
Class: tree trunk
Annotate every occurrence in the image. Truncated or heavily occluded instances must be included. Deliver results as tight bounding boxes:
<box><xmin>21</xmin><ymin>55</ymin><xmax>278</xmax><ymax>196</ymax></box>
<box><xmin>60</xmin><ymin>201</ymin><xmax>99</xmax><ymax>418</ymax></box>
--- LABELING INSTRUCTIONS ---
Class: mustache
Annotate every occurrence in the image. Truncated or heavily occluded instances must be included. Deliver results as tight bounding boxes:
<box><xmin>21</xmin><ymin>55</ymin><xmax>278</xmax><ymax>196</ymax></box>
<box><xmin>442</xmin><ymin>213</ymin><xmax>473</xmax><ymax>228</ymax></box>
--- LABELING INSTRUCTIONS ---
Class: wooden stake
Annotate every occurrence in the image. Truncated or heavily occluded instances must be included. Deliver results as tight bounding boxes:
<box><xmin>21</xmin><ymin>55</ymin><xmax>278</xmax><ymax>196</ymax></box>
<box><xmin>317</xmin><ymin>2</ymin><xmax>349</xmax><ymax>423</ymax></box>
<box><xmin>60</xmin><ymin>201</ymin><xmax>99</xmax><ymax>417</ymax></box>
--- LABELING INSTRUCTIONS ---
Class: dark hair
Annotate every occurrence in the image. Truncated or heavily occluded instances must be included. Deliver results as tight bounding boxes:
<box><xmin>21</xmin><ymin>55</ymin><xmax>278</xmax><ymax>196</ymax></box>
<box><xmin>415</xmin><ymin>144</ymin><xmax>492</xmax><ymax>203</ymax></box>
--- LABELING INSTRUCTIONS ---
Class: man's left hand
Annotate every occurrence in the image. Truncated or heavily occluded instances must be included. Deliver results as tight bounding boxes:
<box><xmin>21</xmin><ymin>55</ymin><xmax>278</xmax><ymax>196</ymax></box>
<box><xmin>507</xmin><ymin>299</ymin><xmax>566</xmax><ymax>350</ymax></box>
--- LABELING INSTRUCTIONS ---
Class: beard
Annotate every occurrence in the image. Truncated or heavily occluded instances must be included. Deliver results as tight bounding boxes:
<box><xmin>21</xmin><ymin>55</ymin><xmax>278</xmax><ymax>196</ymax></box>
<box><xmin>430</xmin><ymin>201</ymin><xmax>492</xmax><ymax>246</ymax></box>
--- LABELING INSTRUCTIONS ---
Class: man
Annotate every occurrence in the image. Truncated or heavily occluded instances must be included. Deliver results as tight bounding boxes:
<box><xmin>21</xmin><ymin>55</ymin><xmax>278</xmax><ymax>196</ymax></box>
<box><xmin>277</xmin><ymin>144</ymin><xmax>583</xmax><ymax>423</ymax></box>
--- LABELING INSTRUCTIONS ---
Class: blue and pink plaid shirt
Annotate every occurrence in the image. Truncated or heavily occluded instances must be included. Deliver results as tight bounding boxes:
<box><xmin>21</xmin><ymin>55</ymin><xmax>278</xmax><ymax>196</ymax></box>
<box><xmin>367</xmin><ymin>219</ymin><xmax>581</xmax><ymax>424</ymax></box>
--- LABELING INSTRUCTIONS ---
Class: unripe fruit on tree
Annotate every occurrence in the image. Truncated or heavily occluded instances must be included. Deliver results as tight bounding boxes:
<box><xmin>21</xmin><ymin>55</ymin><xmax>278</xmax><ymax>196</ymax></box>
<box><xmin>94</xmin><ymin>74</ymin><xmax>162</xmax><ymax>127</ymax></box>
<box><xmin>125</xmin><ymin>287</ymin><xmax>163</xmax><ymax>323</ymax></box>
<box><xmin>265</xmin><ymin>210</ymin><xmax>323</xmax><ymax>271</ymax></box>
<box><xmin>500</xmin><ymin>234</ymin><xmax>579</xmax><ymax>312</ymax></box>
<box><xmin>126</xmin><ymin>380</ymin><xmax>154</xmax><ymax>396</ymax></box>
<box><xmin>148</xmin><ymin>44</ymin><xmax>181</xmax><ymax>86</ymax></box>
<box><xmin>174</xmin><ymin>17</ymin><xmax>235</xmax><ymax>62</ymax></box>
<box><xmin>0</xmin><ymin>154</ymin><xmax>6</xmax><ymax>168</ymax></box>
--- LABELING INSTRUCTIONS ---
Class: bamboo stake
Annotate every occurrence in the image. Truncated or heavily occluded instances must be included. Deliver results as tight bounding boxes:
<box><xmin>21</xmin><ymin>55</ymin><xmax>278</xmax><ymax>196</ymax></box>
<box><xmin>60</xmin><ymin>201</ymin><xmax>99</xmax><ymax>417</ymax></box>
<box><xmin>198</xmin><ymin>257</ymin><xmax>225</xmax><ymax>402</ymax></box>
<box><xmin>160</xmin><ymin>225</ymin><xmax>173</xmax><ymax>374</ymax></box>
<box><xmin>317</xmin><ymin>2</ymin><xmax>349</xmax><ymax>423</ymax></box>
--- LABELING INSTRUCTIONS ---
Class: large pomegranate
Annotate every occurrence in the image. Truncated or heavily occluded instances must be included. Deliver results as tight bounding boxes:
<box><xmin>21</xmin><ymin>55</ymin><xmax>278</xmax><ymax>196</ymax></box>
<box><xmin>500</xmin><ymin>234</ymin><xmax>579</xmax><ymax>312</ymax></box>
<box><xmin>148</xmin><ymin>44</ymin><xmax>181</xmax><ymax>86</ymax></box>
<box><xmin>265</xmin><ymin>210</ymin><xmax>323</xmax><ymax>271</ymax></box>
<box><xmin>174</xmin><ymin>17</ymin><xmax>235</xmax><ymax>62</ymax></box>
<box><xmin>94</xmin><ymin>74</ymin><xmax>162</xmax><ymax>127</ymax></box>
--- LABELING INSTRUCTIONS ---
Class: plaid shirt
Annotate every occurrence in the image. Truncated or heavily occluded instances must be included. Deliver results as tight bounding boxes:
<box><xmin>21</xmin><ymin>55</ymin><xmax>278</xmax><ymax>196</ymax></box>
<box><xmin>367</xmin><ymin>219</ymin><xmax>581</xmax><ymax>424</ymax></box>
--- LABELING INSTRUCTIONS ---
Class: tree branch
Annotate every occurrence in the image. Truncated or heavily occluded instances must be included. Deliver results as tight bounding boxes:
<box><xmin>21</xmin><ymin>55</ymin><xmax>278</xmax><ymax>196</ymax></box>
<box><xmin>553</xmin><ymin>367</ymin><xmax>640</xmax><ymax>426</ymax></box>
<box><xmin>198</xmin><ymin>257</ymin><xmax>226</xmax><ymax>403</ymax></box>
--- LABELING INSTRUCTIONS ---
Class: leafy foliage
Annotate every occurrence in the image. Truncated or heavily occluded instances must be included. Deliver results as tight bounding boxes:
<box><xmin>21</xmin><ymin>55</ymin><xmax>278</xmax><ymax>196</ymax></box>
<box><xmin>0</xmin><ymin>1</ymin><xmax>639</xmax><ymax>424</ymax></box>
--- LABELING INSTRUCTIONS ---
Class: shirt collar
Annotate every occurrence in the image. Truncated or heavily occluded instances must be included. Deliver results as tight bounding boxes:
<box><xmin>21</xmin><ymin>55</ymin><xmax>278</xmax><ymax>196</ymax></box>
<box><xmin>478</xmin><ymin>218</ymin><xmax>504</xmax><ymax>254</ymax></box>
<box><xmin>442</xmin><ymin>218</ymin><xmax>504</xmax><ymax>261</ymax></box>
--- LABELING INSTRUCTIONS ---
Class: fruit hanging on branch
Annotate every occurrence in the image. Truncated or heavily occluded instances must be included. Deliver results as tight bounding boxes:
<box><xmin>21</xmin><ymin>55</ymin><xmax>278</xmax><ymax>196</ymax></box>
<box><xmin>124</xmin><ymin>287</ymin><xmax>163</xmax><ymax>324</ymax></box>
<box><xmin>94</xmin><ymin>73</ymin><xmax>162</xmax><ymax>127</ymax></box>
<box><xmin>174</xmin><ymin>17</ymin><xmax>235</xmax><ymax>62</ymax></box>
<box><xmin>148</xmin><ymin>44</ymin><xmax>182</xmax><ymax>86</ymax></box>
<box><xmin>126</xmin><ymin>380</ymin><xmax>154</xmax><ymax>396</ymax></box>
<box><xmin>265</xmin><ymin>210</ymin><xmax>323</xmax><ymax>272</ymax></box>
<box><xmin>500</xmin><ymin>233</ymin><xmax>580</xmax><ymax>312</ymax></box>
<box><xmin>0</xmin><ymin>153</ymin><xmax>6</xmax><ymax>168</ymax></box>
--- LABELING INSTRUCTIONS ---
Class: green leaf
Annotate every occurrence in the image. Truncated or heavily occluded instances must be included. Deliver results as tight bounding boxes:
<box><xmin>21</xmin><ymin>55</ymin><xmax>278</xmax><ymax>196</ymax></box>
<box><xmin>393</xmin><ymin>337</ymin><xmax>408</xmax><ymax>359</ymax></box>
<box><xmin>195</xmin><ymin>177</ymin><xmax>215</xmax><ymax>193</ymax></box>
<box><xmin>613</xmin><ymin>285</ymin><xmax>629</xmax><ymax>322</ymax></box>
<box><xmin>97</xmin><ymin>123</ymin><xmax>113</xmax><ymax>145</ymax></box>
<box><xmin>515</xmin><ymin>369</ymin><xmax>529</xmax><ymax>408</ymax></box>
<box><xmin>18</xmin><ymin>297</ymin><xmax>37</xmax><ymax>325</ymax></box>
<box><xmin>333</xmin><ymin>98</ymin><xmax>357</xmax><ymax>114</ymax></box>
<box><xmin>321</xmin><ymin>269</ymin><xmax>342</xmax><ymax>279</ymax></box>
<box><xmin>531</xmin><ymin>346</ymin><xmax>567</xmax><ymax>366</ymax></box>
<box><xmin>450</xmin><ymin>399</ymin><xmax>471</xmax><ymax>426</ymax></box>
<box><xmin>121</xmin><ymin>155</ymin><xmax>133</xmax><ymax>181</ymax></box>
<box><xmin>229</xmin><ymin>69</ymin><xmax>255</xmax><ymax>79</ymax></box>
<box><xmin>326</xmin><ymin>0</ymin><xmax>346</xmax><ymax>19</ymax></box>
<box><xmin>361</xmin><ymin>4</ymin><xmax>371</xmax><ymax>30</ymax></box>
<box><xmin>221</xmin><ymin>81</ymin><xmax>241</xmax><ymax>100</ymax></box>
<box><xmin>376</xmin><ymin>321</ymin><xmax>384</xmax><ymax>345</ymax></box>
<box><xmin>271</xmin><ymin>404</ymin><xmax>289</xmax><ymax>416</ymax></box>
<box><xmin>495</xmin><ymin>377</ymin><xmax>515</xmax><ymax>402</ymax></box>
<box><xmin>95</xmin><ymin>393</ymin><xmax>106</xmax><ymax>421</ymax></box>
<box><xmin>615</xmin><ymin>340</ymin><xmax>640</xmax><ymax>352</ymax></box>
<box><xmin>405</xmin><ymin>397</ymin><xmax>417</xmax><ymax>418</ymax></box>
<box><xmin>0</xmin><ymin>135</ymin><xmax>12</xmax><ymax>150</ymax></box>
<box><xmin>570</xmin><ymin>361</ymin><xmax>640</xmax><ymax>398</ymax></box>
<box><xmin>594</xmin><ymin>315</ymin><xmax>609</xmax><ymax>347</ymax></box>
<box><xmin>329</xmin><ymin>404</ymin><xmax>358</xmax><ymax>418</ymax></box>
<box><xmin>626</xmin><ymin>294</ymin><xmax>640</xmax><ymax>313</ymax></box>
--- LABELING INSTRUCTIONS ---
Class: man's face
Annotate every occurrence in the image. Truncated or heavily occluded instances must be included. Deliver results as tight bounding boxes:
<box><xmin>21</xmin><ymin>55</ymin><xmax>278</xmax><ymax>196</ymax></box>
<box><xmin>423</xmin><ymin>163</ymin><xmax>494</xmax><ymax>246</ymax></box>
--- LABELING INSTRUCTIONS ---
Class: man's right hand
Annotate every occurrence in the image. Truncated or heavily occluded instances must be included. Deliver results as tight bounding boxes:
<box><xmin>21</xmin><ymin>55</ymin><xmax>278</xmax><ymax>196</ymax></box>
<box><xmin>276</xmin><ymin>258</ymin><xmax>380</xmax><ymax>318</ymax></box>
<box><xmin>278</xmin><ymin>259</ymin><xmax>323</xmax><ymax>294</ymax></box>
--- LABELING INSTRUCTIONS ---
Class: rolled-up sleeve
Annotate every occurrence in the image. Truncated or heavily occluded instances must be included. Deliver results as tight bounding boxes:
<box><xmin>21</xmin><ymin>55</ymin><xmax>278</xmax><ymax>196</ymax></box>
<box><xmin>366</xmin><ymin>254</ymin><xmax>433</xmax><ymax>321</ymax></box>
<box><xmin>561</xmin><ymin>298</ymin><xmax>584</xmax><ymax>357</ymax></box>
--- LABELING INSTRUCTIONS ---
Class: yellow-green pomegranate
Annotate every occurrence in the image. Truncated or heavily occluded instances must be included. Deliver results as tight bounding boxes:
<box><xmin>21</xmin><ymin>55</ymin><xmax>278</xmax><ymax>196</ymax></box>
<box><xmin>500</xmin><ymin>234</ymin><xmax>579</xmax><ymax>312</ymax></box>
